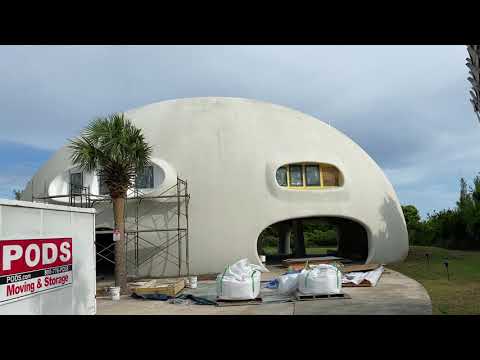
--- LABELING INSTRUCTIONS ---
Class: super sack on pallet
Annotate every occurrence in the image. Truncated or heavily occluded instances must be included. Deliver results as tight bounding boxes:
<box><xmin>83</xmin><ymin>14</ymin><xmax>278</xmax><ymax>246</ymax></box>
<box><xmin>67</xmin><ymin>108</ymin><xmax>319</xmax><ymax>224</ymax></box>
<box><xmin>216</xmin><ymin>258</ymin><xmax>262</xmax><ymax>300</ymax></box>
<box><xmin>298</xmin><ymin>264</ymin><xmax>342</xmax><ymax>295</ymax></box>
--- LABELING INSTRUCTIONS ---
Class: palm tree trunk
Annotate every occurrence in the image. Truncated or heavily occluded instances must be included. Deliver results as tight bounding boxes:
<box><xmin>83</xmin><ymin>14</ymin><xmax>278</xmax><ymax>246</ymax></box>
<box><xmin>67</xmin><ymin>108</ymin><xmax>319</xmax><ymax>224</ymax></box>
<box><xmin>112</xmin><ymin>196</ymin><xmax>128</xmax><ymax>294</ymax></box>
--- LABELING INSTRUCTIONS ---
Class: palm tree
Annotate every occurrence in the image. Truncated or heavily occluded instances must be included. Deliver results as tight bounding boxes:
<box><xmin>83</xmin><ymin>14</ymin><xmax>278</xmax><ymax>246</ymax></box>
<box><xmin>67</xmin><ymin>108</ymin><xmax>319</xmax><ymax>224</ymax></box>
<box><xmin>466</xmin><ymin>45</ymin><xmax>480</xmax><ymax>122</ymax></box>
<box><xmin>69</xmin><ymin>113</ymin><xmax>152</xmax><ymax>294</ymax></box>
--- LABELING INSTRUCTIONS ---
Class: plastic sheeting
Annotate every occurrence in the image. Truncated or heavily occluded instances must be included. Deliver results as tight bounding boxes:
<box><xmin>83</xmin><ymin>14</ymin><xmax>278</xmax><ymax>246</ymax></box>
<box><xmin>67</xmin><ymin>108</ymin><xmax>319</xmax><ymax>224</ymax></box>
<box><xmin>342</xmin><ymin>266</ymin><xmax>384</xmax><ymax>286</ymax></box>
<box><xmin>278</xmin><ymin>273</ymin><xmax>300</xmax><ymax>295</ymax></box>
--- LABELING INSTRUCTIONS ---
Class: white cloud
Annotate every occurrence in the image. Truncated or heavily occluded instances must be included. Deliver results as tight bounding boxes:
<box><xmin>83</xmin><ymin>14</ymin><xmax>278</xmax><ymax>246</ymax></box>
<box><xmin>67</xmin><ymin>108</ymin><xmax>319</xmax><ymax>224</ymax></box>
<box><xmin>0</xmin><ymin>45</ymin><xmax>476</xmax><ymax>216</ymax></box>
<box><xmin>0</xmin><ymin>175</ymin><xmax>30</xmax><ymax>198</ymax></box>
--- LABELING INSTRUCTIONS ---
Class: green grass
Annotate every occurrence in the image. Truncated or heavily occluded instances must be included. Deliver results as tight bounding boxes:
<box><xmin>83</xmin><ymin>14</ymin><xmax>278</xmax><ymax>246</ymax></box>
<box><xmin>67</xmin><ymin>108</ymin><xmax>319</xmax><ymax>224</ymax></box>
<box><xmin>389</xmin><ymin>246</ymin><xmax>480</xmax><ymax>315</ymax></box>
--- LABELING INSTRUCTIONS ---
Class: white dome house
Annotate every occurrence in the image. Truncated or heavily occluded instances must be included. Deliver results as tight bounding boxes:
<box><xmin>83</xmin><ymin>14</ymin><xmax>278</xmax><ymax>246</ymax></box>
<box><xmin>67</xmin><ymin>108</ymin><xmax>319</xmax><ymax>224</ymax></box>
<box><xmin>22</xmin><ymin>97</ymin><xmax>408</xmax><ymax>278</ymax></box>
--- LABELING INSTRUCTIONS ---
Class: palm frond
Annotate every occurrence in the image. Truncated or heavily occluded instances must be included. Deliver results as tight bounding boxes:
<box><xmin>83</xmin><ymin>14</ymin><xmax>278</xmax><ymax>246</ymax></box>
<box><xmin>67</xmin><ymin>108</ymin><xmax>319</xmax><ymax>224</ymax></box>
<box><xmin>467</xmin><ymin>45</ymin><xmax>480</xmax><ymax>122</ymax></box>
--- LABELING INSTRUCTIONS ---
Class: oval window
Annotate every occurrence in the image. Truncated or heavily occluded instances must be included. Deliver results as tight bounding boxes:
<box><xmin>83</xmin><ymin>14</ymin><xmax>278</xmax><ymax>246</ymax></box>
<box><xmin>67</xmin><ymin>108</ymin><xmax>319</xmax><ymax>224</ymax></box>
<box><xmin>276</xmin><ymin>163</ymin><xmax>342</xmax><ymax>189</ymax></box>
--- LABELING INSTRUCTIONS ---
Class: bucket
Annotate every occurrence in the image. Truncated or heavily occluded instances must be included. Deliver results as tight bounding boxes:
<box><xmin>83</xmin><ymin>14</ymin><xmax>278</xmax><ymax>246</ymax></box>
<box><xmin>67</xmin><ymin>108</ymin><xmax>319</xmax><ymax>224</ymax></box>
<box><xmin>110</xmin><ymin>286</ymin><xmax>120</xmax><ymax>301</ymax></box>
<box><xmin>188</xmin><ymin>276</ymin><xmax>197</xmax><ymax>289</ymax></box>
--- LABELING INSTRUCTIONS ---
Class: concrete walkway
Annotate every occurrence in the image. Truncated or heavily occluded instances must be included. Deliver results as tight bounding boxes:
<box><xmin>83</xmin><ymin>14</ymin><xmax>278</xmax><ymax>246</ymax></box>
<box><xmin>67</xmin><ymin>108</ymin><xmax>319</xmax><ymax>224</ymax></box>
<box><xmin>96</xmin><ymin>268</ymin><xmax>432</xmax><ymax>315</ymax></box>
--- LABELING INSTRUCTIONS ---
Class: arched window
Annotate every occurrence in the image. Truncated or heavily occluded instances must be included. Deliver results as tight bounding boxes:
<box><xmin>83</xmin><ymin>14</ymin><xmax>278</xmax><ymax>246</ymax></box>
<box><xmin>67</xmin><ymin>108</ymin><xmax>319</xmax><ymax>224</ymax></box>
<box><xmin>135</xmin><ymin>165</ymin><xmax>154</xmax><ymax>189</ymax></box>
<box><xmin>276</xmin><ymin>163</ymin><xmax>342</xmax><ymax>189</ymax></box>
<box><xmin>276</xmin><ymin>166</ymin><xmax>288</xmax><ymax>186</ymax></box>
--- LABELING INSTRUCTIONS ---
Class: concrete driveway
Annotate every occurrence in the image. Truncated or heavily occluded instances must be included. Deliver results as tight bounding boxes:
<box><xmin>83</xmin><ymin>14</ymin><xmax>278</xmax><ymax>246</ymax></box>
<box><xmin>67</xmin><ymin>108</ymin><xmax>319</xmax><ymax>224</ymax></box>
<box><xmin>96</xmin><ymin>268</ymin><xmax>432</xmax><ymax>315</ymax></box>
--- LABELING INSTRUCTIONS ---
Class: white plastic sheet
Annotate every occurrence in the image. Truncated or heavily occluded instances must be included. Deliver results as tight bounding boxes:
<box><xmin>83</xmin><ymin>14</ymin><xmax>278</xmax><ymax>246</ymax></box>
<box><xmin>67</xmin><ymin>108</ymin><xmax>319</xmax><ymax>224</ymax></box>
<box><xmin>216</xmin><ymin>259</ymin><xmax>263</xmax><ymax>300</ymax></box>
<box><xmin>342</xmin><ymin>265</ymin><xmax>384</xmax><ymax>287</ymax></box>
<box><xmin>298</xmin><ymin>264</ymin><xmax>342</xmax><ymax>295</ymax></box>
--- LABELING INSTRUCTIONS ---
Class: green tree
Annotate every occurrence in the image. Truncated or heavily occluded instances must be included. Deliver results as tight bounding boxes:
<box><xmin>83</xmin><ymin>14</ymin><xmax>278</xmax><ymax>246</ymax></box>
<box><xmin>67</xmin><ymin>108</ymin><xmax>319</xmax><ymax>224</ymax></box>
<box><xmin>69</xmin><ymin>113</ymin><xmax>152</xmax><ymax>294</ymax></box>
<box><xmin>401</xmin><ymin>205</ymin><xmax>421</xmax><ymax>244</ymax></box>
<box><xmin>457</xmin><ymin>177</ymin><xmax>469</xmax><ymax>208</ymax></box>
<box><xmin>460</xmin><ymin>175</ymin><xmax>480</xmax><ymax>248</ymax></box>
<box><xmin>402</xmin><ymin>205</ymin><xmax>421</xmax><ymax>228</ymax></box>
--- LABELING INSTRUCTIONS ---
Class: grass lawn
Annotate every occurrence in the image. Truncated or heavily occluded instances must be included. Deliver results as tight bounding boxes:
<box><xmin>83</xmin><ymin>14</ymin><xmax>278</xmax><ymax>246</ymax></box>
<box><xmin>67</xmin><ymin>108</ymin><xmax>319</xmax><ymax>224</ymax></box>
<box><xmin>389</xmin><ymin>246</ymin><xmax>480</xmax><ymax>315</ymax></box>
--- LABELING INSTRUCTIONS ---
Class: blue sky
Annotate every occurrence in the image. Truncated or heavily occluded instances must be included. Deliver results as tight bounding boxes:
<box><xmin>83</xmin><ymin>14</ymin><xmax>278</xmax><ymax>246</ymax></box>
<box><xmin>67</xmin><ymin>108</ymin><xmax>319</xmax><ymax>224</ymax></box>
<box><xmin>0</xmin><ymin>45</ymin><xmax>477</xmax><ymax>218</ymax></box>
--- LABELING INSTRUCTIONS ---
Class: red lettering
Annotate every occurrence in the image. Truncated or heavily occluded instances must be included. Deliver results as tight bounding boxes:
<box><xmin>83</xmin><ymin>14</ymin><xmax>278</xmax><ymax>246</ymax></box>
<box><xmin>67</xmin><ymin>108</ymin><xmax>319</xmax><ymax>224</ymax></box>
<box><xmin>6</xmin><ymin>284</ymin><xmax>15</xmax><ymax>296</ymax></box>
<box><xmin>6</xmin><ymin>282</ymin><xmax>36</xmax><ymax>296</ymax></box>
<box><xmin>44</xmin><ymin>274</ymin><xmax>69</xmax><ymax>287</ymax></box>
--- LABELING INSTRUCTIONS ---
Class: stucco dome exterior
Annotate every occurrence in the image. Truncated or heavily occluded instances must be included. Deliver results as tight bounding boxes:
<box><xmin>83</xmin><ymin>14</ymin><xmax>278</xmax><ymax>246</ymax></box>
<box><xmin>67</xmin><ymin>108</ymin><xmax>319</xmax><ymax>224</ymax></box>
<box><xmin>22</xmin><ymin>97</ymin><xmax>408</xmax><ymax>277</ymax></box>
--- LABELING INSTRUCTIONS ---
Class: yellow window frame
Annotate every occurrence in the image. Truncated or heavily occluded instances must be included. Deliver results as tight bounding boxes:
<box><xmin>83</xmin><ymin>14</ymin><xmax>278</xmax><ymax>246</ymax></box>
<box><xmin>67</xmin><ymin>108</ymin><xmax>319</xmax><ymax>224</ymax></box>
<box><xmin>287</xmin><ymin>164</ymin><xmax>304</xmax><ymax>187</ymax></box>
<box><xmin>282</xmin><ymin>163</ymin><xmax>340</xmax><ymax>190</ymax></box>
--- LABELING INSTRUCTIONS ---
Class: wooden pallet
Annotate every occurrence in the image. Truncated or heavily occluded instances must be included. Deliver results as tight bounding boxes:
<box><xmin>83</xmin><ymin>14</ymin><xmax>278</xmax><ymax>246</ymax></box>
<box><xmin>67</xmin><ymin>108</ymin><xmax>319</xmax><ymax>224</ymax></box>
<box><xmin>295</xmin><ymin>292</ymin><xmax>351</xmax><ymax>301</ymax></box>
<box><xmin>342</xmin><ymin>281</ymin><xmax>372</xmax><ymax>287</ymax></box>
<box><xmin>131</xmin><ymin>278</ymin><xmax>185</xmax><ymax>297</ymax></box>
<box><xmin>282</xmin><ymin>256</ymin><xmax>352</xmax><ymax>271</ymax></box>
<box><xmin>216</xmin><ymin>297</ymin><xmax>263</xmax><ymax>307</ymax></box>
<box><xmin>283</xmin><ymin>256</ymin><xmax>343</xmax><ymax>265</ymax></box>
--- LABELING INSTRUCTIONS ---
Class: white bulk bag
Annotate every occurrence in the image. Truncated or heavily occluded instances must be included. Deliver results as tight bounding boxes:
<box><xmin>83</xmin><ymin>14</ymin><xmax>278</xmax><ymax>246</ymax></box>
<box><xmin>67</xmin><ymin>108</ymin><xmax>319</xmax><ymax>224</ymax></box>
<box><xmin>216</xmin><ymin>259</ymin><xmax>262</xmax><ymax>300</ymax></box>
<box><xmin>298</xmin><ymin>264</ymin><xmax>342</xmax><ymax>295</ymax></box>
<box><xmin>278</xmin><ymin>273</ymin><xmax>300</xmax><ymax>295</ymax></box>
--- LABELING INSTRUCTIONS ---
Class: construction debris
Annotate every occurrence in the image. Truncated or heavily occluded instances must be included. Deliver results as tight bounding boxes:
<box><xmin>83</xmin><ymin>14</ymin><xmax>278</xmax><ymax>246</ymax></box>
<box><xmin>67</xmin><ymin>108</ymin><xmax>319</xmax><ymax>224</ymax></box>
<box><xmin>125</xmin><ymin>260</ymin><xmax>385</xmax><ymax>307</ymax></box>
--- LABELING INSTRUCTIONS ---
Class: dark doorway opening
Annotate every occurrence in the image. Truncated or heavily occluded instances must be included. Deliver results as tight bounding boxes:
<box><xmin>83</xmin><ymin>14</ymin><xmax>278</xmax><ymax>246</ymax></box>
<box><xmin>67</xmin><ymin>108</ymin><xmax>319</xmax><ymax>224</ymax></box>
<box><xmin>257</xmin><ymin>217</ymin><xmax>368</xmax><ymax>265</ymax></box>
<box><xmin>95</xmin><ymin>227</ymin><xmax>115</xmax><ymax>278</ymax></box>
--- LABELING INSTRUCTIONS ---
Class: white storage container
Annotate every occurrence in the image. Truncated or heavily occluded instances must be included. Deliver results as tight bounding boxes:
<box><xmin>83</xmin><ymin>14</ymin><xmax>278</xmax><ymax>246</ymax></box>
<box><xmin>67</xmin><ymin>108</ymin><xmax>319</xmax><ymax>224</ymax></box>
<box><xmin>0</xmin><ymin>199</ymin><xmax>96</xmax><ymax>315</ymax></box>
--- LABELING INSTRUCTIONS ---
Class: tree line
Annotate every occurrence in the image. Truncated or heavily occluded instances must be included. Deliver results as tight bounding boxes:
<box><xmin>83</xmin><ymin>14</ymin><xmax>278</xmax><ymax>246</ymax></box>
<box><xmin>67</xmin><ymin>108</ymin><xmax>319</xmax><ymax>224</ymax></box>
<box><xmin>259</xmin><ymin>222</ymin><xmax>337</xmax><ymax>253</ymax></box>
<box><xmin>402</xmin><ymin>174</ymin><xmax>480</xmax><ymax>250</ymax></box>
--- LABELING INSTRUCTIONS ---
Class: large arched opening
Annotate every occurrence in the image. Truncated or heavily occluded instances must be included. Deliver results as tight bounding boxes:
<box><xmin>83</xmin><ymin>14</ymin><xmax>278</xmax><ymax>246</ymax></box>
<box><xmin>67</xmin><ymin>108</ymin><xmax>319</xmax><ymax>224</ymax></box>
<box><xmin>257</xmin><ymin>217</ymin><xmax>369</xmax><ymax>264</ymax></box>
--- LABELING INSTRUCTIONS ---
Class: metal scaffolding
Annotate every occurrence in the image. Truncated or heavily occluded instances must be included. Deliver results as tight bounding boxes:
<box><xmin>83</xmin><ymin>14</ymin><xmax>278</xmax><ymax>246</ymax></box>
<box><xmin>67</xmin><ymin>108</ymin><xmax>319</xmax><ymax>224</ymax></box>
<box><xmin>32</xmin><ymin>185</ymin><xmax>97</xmax><ymax>208</ymax></box>
<box><xmin>124</xmin><ymin>177</ymin><xmax>190</xmax><ymax>277</ymax></box>
<box><xmin>31</xmin><ymin>176</ymin><xmax>190</xmax><ymax>278</ymax></box>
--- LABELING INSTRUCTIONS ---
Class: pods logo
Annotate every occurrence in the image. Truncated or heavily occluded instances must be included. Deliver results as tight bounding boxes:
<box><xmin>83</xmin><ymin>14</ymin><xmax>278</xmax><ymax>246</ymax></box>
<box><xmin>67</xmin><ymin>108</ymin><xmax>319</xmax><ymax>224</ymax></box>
<box><xmin>0</xmin><ymin>238</ymin><xmax>73</xmax><ymax>304</ymax></box>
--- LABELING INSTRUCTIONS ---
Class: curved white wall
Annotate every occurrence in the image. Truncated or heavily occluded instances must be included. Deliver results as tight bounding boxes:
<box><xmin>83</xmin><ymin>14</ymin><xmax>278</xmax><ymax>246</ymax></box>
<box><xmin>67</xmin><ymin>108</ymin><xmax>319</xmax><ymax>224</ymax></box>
<box><xmin>23</xmin><ymin>97</ymin><xmax>409</xmax><ymax>276</ymax></box>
